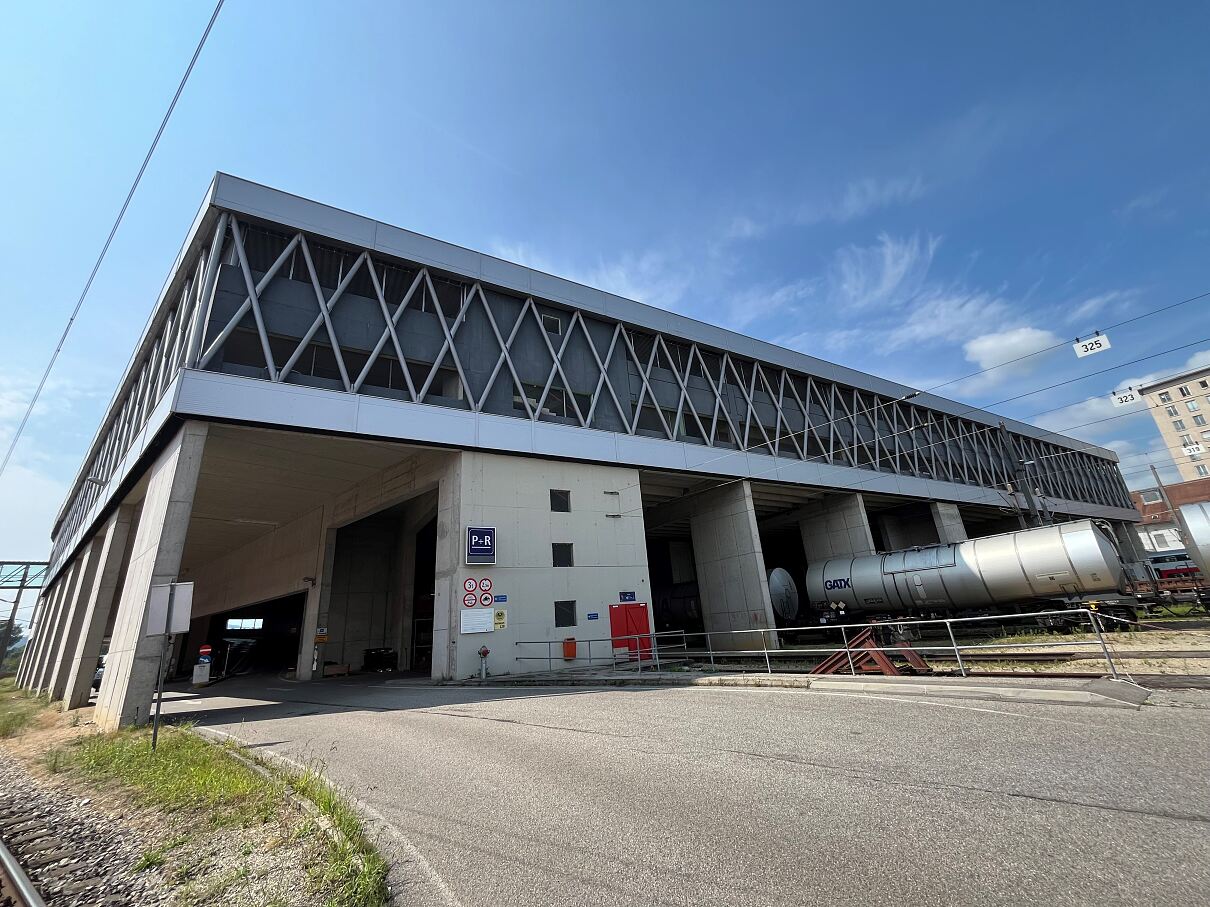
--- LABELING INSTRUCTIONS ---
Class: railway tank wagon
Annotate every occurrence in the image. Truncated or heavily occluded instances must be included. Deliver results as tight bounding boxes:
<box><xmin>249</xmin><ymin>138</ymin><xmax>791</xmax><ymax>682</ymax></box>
<box><xmin>804</xmin><ymin>520</ymin><xmax>1126</xmax><ymax>618</ymax></box>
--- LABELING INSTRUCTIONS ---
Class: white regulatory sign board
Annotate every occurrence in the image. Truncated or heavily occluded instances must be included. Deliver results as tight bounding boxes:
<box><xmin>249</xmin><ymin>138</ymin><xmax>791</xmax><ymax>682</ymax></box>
<box><xmin>1110</xmin><ymin>389</ymin><xmax>1138</xmax><ymax>408</ymax></box>
<box><xmin>1183</xmin><ymin>444</ymin><xmax>1206</xmax><ymax>456</ymax></box>
<box><xmin>460</xmin><ymin>609</ymin><xmax>494</xmax><ymax>634</ymax></box>
<box><xmin>146</xmin><ymin>582</ymin><xmax>194</xmax><ymax>636</ymax></box>
<box><xmin>1073</xmin><ymin>334</ymin><xmax>1112</xmax><ymax>358</ymax></box>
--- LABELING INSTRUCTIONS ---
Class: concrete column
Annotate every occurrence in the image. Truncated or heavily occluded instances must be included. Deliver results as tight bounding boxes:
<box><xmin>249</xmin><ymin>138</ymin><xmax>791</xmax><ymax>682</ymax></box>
<box><xmin>297</xmin><ymin>524</ymin><xmax>337</xmax><ymax>682</ymax></box>
<box><xmin>62</xmin><ymin>505</ymin><xmax>136</xmax><ymax>710</ymax></box>
<box><xmin>32</xmin><ymin>561</ymin><xmax>83</xmax><ymax>695</ymax></box>
<box><xmin>930</xmin><ymin>502</ymin><xmax>968</xmax><ymax>544</ymax></box>
<box><xmin>431</xmin><ymin>457</ymin><xmax>464</xmax><ymax>681</ymax></box>
<box><xmin>95</xmin><ymin>422</ymin><xmax>208</xmax><ymax>730</ymax></box>
<box><xmin>688</xmin><ymin>481</ymin><xmax>777</xmax><ymax>651</ymax></box>
<box><xmin>21</xmin><ymin>579</ymin><xmax>61</xmax><ymax>689</ymax></box>
<box><xmin>16</xmin><ymin>590</ymin><xmax>51</xmax><ymax>687</ymax></box>
<box><xmin>798</xmin><ymin>493</ymin><xmax>877</xmax><ymax>562</ymax></box>
<box><xmin>46</xmin><ymin>533</ymin><xmax>107</xmax><ymax>701</ymax></box>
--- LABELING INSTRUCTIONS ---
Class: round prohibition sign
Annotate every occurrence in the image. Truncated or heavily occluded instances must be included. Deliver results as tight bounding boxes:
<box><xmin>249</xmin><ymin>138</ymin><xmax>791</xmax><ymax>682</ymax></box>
<box><xmin>463</xmin><ymin>578</ymin><xmax>478</xmax><ymax>593</ymax></box>
<box><xmin>463</xmin><ymin>592</ymin><xmax>478</xmax><ymax>608</ymax></box>
<box><xmin>478</xmin><ymin>577</ymin><xmax>493</xmax><ymax>593</ymax></box>
<box><xmin>479</xmin><ymin>592</ymin><xmax>494</xmax><ymax>607</ymax></box>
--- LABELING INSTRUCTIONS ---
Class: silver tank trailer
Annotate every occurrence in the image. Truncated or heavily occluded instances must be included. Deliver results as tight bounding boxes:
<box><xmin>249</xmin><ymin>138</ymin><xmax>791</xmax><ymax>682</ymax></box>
<box><xmin>804</xmin><ymin>519</ymin><xmax>1125</xmax><ymax>614</ymax></box>
<box><xmin>1175</xmin><ymin>502</ymin><xmax>1210</xmax><ymax>579</ymax></box>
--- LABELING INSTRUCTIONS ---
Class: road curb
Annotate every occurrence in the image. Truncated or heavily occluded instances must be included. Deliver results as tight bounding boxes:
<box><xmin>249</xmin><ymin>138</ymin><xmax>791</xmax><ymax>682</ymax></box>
<box><xmin>462</xmin><ymin>673</ymin><xmax>1151</xmax><ymax>709</ymax></box>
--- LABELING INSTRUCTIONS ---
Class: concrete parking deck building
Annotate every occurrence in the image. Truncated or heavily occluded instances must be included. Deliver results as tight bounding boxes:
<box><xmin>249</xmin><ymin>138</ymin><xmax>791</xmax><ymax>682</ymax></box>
<box><xmin>18</xmin><ymin>173</ymin><xmax>1140</xmax><ymax>729</ymax></box>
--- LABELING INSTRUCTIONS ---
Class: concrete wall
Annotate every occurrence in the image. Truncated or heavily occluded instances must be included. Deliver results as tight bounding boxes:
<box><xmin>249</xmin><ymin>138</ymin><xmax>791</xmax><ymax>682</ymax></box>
<box><xmin>798</xmin><ymin>493</ymin><xmax>878</xmax><ymax>561</ymax></box>
<box><xmin>688</xmin><ymin>482</ymin><xmax>777</xmax><ymax>651</ymax></box>
<box><xmin>432</xmin><ymin>451</ymin><xmax>652</xmax><ymax>680</ymax></box>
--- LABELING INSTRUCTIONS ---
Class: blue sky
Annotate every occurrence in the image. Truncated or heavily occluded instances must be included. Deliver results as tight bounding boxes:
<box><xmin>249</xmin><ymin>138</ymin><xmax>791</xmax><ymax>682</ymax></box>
<box><xmin>2</xmin><ymin>0</ymin><xmax>1210</xmax><ymax>578</ymax></box>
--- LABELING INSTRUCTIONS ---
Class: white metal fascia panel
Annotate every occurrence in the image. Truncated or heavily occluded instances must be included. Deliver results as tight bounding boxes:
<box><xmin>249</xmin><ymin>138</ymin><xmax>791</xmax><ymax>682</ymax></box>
<box><xmin>169</xmin><ymin>370</ymin><xmax>1137</xmax><ymax>519</ymax></box>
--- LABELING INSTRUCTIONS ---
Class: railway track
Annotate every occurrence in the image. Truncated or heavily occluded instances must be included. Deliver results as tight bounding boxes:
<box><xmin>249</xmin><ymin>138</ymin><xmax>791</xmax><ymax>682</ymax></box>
<box><xmin>0</xmin><ymin>801</ymin><xmax>114</xmax><ymax>907</ymax></box>
<box><xmin>0</xmin><ymin>835</ymin><xmax>45</xmax><ymax>907</ymax></box>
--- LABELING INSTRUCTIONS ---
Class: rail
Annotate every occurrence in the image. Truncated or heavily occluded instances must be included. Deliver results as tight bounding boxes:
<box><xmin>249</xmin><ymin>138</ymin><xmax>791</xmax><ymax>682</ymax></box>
<box><xmin>0</xmin><ymin>835</ymin><xmax>46</xmax><ymax>907</ymax></box>
<box><xmin>515</xmin><ymin>608</ymin><xmax>1129</xmax><ymax>680</ymax></box>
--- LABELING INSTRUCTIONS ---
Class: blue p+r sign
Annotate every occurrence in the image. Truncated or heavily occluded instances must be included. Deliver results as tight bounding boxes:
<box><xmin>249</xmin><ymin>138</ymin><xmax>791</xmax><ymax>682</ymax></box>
<box><xmin>466</xmin><ymin>526</ymin><xmax>496</xmax><ymax>565</ymax></box>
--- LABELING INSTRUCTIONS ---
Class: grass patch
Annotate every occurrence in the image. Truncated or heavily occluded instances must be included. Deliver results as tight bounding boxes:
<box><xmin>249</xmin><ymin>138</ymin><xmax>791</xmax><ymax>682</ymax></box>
<box><xmin>63</xmin><ymin>725</ymin><xmax>282</xmax><ymax>826</ymax></box>
<box><xmin>0</xmin><ymin>676</ymin><xmax>45</xmax><ymax>738</ymax></box>
<box><xmin>293</xmin><ymin>764</ymin><xmax>390</xmax><ymax>907</ymax></box>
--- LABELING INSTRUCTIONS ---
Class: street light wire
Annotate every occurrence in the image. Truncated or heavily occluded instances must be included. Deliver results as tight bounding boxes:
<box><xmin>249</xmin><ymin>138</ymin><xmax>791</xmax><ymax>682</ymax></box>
<box><xmin>0</xmin><ymin>0</ymin><xmax>225</xmax><ymax>483</ymax></box>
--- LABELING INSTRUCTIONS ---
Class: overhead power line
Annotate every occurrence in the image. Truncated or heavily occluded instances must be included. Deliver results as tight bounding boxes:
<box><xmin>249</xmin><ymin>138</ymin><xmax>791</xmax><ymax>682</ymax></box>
<box><xmin>0</xmin><ymin>0</ymin><xmax>225</xmax><ymax>484</ymax></box>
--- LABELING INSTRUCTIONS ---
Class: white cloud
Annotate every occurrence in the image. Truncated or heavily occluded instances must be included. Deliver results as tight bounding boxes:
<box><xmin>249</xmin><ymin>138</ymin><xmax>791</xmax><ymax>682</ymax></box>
<box><xmin>722</xmin><ymin>278</ymin><xmax>817</xmax><ymax>331</ymax></box>
<box><xmin>1066</xmin><ymin>289</ymin><xmax>1141</xmax><ymax>326</ymax></box>
<box><xmin>828</xmin><ymin>232</ymin><xmax>939</xmax><ymax>310</ymax></box>
<box><xmin>955</xmin><ymin>326</ymin><xmax>1063</xmax><ymax>394</ymax></box>
<box><xmin>883</xmin><ymin>288</ymin><xmax>1011</xmax><ymax>351</ymax></box>
<box><xmin>488</xmin><ymin>241</ymin><xmax>692</xmax><ymax>313</ymax></box>
<box><xmin>831</xmin><ymin>176</ymin><xmax>927</xmax><ymax>222</ymax></box>
<box><xmin>1116</xmin><ymin>187</ymin><xmax>1172</xmax><ymax>222</ymax></box>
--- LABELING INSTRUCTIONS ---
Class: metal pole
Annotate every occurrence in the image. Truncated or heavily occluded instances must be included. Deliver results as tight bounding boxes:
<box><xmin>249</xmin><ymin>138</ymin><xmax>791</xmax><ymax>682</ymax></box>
<box><xmin>652</xmin><ymin>632</ymin><xmax>660</xmax><ymax>672</ymax></box>
<box><xmin>1087</xmin><ymin>609</ymin><xmax>1120</xmax><ymax>680</ymax></box>
<box><xmin>706</xmin><ymin>631</ymin><xmax>715</xmax><ymax>668</ymax></box>
<box><xmin>763</xmin><ymin>631</ymin><xmax>772</xmax><ymax>673</ymax></box>
<box><xmin>840</xmin><ymin>626</ymin><xmax>857</xmax><ymax>675</ymax></box>
<box><xmin>151</xmin><ymin>583</ymin><xmax>174</xmax><ymax>752</ymax></box>
<box><xmin>944</xmin><ymin>619</ymin><xmax>967</xmax><ymax>677</ymax></box>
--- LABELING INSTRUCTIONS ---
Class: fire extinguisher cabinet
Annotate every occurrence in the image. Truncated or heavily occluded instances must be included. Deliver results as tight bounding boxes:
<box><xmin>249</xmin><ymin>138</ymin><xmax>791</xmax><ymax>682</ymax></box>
<box><xmin>562</xmin><ymin>637</ymin><xmax>577</xmax><ymax>660</ymax></box>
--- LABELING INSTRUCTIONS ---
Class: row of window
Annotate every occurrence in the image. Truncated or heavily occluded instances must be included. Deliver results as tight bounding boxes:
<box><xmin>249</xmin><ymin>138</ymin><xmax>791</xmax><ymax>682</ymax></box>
<box><xmin>1157</xmin><ymin>378</ymin><xmax>1210</xmax><ymax>404</ymax></box>
<box><xmin>1171</xmin><ymin>415</ymin><xmax>1208</xmax><ymax>431</ymax></box>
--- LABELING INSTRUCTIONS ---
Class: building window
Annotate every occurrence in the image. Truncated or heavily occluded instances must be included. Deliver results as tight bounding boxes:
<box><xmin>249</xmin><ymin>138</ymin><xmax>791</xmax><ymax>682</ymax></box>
<box><xmin>226</xmin><ymin>618</ymin><xmax>264</xmax><ymax>630</ymax></box>
<box><xmin>1159</xmin><ymin>391</ymin><xmax>1172</xmax><ymax>403</ymax></box>
<box><xmin>1196</xmin><ymin>415</ymin><xmax>1208</xmax><ymax>427</ymax></box>
<box><xmin>1140</xmin><ymin>490</ymin><xmax>1163</xmax><ymax>504</ymax></box>
<box><xmin>1180</xmin><ymin>434</ymin><xmax>1194</xmax><ymax>446</ymax></box>
<box><xmin>1165</xmin><ymin>405</ymin><xmax>1179</xmax><ymax>417</ymax></box>
<box><xmin>550</xmin><ymin>489</ymin><xmax>571</xmax><ymax>512</ymax></box>
<box><xmin>1180</xmin><ymin>385</ymin><xmax>1192</xmax><ymax>397</ymax></box>
<box><xmin>1189</xmin><ymin>400</ymin><xmax>1201</xmax><ymax>412</ymax></box>
<box><xmin>1173</xmin><ymin>420</ymin><xmax>1186</xmax><ymax>431</ymax></box>
<box><xmin>1199</xmin><ymin>465</ymin><xmax>1210</xmax><ymax>478</ymax></box>
<box><xmin>542</xmin><ymin>314</ymin><xmax>562</xmax><ymax>335</ymax></box>
<box><xmin>1201</xmin><ymin>380</ymin><xmax>1209</xmax><ymax>389</ymax></box>
<box><xmin>1201</xmin><ymin>430</ymin><xmax>1210</xmax><ymax>441</ymax></box>
<box><xmin>554</xmin><ymin>600</ymin><xmax>577</xmax><ymax>627</ymax></box>
<box><xmin>1154</xmin><ymin>532</ymin><xmax>1170</xmax><ymax>548</ymax></box>
<box><xmin>552</xmin><ymin>543</ymin><xmax>574</xmax><ymax>567</ymax></box>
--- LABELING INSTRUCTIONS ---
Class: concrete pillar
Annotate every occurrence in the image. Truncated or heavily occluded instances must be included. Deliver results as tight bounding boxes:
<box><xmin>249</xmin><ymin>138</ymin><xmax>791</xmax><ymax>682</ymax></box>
<box><xmin>16</xmin><ymin>591</ymin><xmax>50</xmax><ymax>687</ymax></box>
<box><xmin>21</xmin><ymin>578</ymin><xmax>61</xmax><ymax>689</ymax></box>
<box><xmin>688</xmin><ymin>481</ymin><xmax>777</xmax><ymax>651</ymax></box>
<box><xmin>32</xmin><ymin>561</ymin><xmax>83</xmax><ymax>695</ymax></box>
<box><xmin>46</xmin><ymin>533</ymin><xmax>107</xmax><ymax>701</ymax></box>
<box><xmin>930</xmin><ymin>502</ymin><xmax>968</xmax><ymax>544</ymax></box>
<box><xmin>95</xmin><ymin>422</ymin><xmax>208</xmax><ymax>730</ymax></box>
<box><xmin>798</xmin><ymin>493</ymin><xmax>877</xmax><ymax>562</ymax></box>
<box><xmin>297</xmin><ymin>524</ymin><xmax>337</xmax><ymax>682</ymax></box>
<box><xmin>62</xmin><ymin>505</ymin><xmax>136</xmax><ymax>710</ymax></box>
<box><xmin>432</xmin><ymin>457</ymin><xmax>464</xmax><ymax>681</ymax></box>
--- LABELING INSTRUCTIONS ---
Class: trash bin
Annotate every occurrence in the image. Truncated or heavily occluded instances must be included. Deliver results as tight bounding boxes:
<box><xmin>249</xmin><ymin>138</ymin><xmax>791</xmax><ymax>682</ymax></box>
<box><xmin>562</xmin><ymin>637</ymin><xmax>577</xmax><ymax>660</ymax></box>
<box><xmin>362</xmin><ymin>648</ymin><xmax>398</xmax><ymax>672</ymax></box>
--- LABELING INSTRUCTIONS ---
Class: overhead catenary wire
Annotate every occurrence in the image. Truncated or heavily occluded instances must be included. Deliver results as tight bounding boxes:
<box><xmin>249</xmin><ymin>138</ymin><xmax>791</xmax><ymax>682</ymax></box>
<box><xmin>0</xmin><ymin>0</ymin><xmax>225</xmax><ymax>484</ymax></box>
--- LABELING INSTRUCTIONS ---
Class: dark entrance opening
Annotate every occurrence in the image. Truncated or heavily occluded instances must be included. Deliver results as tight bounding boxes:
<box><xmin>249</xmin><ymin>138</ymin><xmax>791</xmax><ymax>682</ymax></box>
<box><xmin>201</xmin><ymin>592</ymin><xmax>306</xmax><ymax>677</ymax></box>
<box><xmin>410</xmin><ymin>516</ymin><xmax>437</xmax><ymax>675</ymax></box>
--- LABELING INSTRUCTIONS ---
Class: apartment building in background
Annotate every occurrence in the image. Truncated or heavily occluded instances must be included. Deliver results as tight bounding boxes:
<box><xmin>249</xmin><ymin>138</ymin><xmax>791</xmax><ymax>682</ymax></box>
<box><xmin>1137</xmin><ymin>364</ymin><xmax>1210</xmax><ymax>482</ymax></box>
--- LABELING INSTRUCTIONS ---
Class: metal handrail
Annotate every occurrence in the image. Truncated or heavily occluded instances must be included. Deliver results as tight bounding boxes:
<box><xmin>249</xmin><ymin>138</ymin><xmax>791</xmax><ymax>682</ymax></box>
<box><xmin>514</xmin><ymin>607</ymin><xmax>1127</xmax><ymax>680</ymax></box>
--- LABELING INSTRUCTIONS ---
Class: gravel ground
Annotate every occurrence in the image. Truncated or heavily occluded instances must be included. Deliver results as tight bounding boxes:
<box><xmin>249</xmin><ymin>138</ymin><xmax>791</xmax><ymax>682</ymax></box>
<box><xmin>0</xmin><ymin>750</ymin><xmax>171</xmax><ymax>905</ymax></box>
<box><xmin>0</xmin><ymin>716</ymin><xmax>332</xmax><ymax>906</ymax></box>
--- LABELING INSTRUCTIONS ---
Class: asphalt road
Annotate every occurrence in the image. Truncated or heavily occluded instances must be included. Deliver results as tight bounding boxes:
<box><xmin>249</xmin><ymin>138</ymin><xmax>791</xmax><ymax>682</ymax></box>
<box><xmin>163</xmin><ymin>677</ymin><xmax>1210</xmax><ymax>907</ymax></box>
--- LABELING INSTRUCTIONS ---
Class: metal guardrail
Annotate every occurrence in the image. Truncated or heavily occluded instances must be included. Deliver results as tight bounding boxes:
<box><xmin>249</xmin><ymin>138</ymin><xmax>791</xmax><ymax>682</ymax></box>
<box><xmin>515</xmin><ymin>607</ymin><xmax>1129</xmax><ymax>680</ymax></box>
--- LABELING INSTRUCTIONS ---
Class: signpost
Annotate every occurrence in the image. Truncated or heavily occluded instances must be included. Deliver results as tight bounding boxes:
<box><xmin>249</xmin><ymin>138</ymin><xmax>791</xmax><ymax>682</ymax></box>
<box><xmin>145</xmin><ymin>580</ymin><xmax>194</xmax><ymax>752</ymax></box>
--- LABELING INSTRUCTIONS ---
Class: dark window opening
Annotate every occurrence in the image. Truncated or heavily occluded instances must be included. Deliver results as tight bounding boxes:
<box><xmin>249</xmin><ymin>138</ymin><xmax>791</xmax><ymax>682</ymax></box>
<box><xmin>550</xmin><ymin>489</ymin><xmax>571</xmax><ymax>512</ymax></box>
<box><xmin>552</xmin><ymin>543</ymin><xmax>574</xmax><ymax>568</ymax></box>
<box><xmin>542</xmin><ymin>313</ymin><xmax>562</xmax><ymax>334</ymax></box>
<box><xmin>554</xmin><ymin>600</ymin><xmax>577</xmax><ymax>628</ymax></box>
